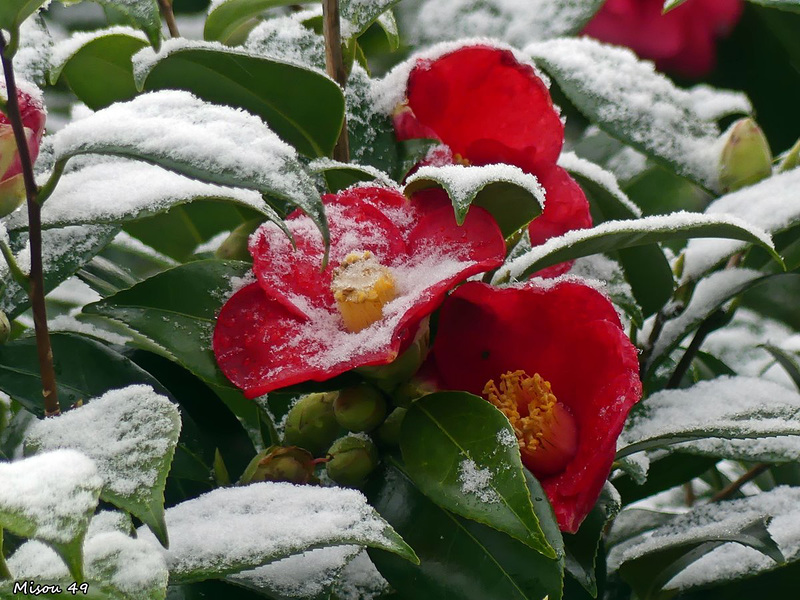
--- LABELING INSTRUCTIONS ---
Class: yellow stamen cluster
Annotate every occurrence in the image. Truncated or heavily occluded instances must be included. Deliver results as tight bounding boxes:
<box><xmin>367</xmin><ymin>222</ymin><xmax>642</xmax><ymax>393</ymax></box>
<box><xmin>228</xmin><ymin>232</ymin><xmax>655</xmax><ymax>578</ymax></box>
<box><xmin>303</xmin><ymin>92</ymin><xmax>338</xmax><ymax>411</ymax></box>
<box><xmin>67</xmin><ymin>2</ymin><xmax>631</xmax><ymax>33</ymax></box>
<box><xmin>331</xmin><ymin>251</ymin><xmax>396</xmax><ymax>333</ymax></box>
<box><xmin>483</xmin><ymin>370</ymin><xmax>578</xmax><ymax>477</ymax></box>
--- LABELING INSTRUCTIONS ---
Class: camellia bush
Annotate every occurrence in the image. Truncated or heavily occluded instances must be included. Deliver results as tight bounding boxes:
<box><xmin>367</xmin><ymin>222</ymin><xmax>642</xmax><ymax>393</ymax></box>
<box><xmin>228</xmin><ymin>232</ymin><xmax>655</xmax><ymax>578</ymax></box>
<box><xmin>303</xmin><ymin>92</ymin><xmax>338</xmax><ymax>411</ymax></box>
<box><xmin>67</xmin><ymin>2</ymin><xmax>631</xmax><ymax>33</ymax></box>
<box><xmin>2</xmin><ymin>0</ymin><xmax>800</xmax><ymax>598</ymax></box>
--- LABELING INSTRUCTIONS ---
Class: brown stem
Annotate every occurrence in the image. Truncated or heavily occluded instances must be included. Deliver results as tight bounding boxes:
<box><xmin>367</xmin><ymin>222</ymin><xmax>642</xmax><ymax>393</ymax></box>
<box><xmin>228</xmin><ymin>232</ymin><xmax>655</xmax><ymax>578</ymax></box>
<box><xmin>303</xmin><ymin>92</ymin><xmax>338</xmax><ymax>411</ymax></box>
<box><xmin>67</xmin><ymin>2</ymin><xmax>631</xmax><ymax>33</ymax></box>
<box><xmin>157</xmin><ymin>0</ymin><xmax>181</xmax><ymax>38</ymax></box>
<box><xmin>0</xmin><ymin>528</ymin><xmax>11</xmax><ymax>580</ymax></box>
<box><xmin>322</xmin><ymin>0</ymin><xmax>350</xmax><ymax>162</ymax></box>
<box><xmin>711</xmin><ymin>463</ymin><xmax>770</xmax><ymax>502</ymax></box>
<box><xmin>1</xmin><ymin>33</ymin><xmax>60</xmax><ymax>417</ymax></box>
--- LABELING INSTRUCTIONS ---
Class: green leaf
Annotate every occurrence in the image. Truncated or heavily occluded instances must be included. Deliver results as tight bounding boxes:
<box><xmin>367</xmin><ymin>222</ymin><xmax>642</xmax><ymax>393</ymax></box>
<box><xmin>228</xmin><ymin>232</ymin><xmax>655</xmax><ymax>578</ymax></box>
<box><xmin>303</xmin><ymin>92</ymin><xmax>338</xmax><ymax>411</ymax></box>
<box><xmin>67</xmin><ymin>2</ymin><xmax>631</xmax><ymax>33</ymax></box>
<box><xmin>645</xmin><ymin>269</ymin><xmax>772</xmax><ymax>375</ymax></box>
<box><xmin>404</xmin><ymin>165</ymin><xmax>544</xmax><ymax>238</ymax></box>
<box><xmin>746</xmin><ymin>0</ymin><xmax>800</xmax><ymax>13</ymax></box>
<box><xmin>82</xmin><ymin>260</ymin><xmax>251</xmax><ymax>388</ymax></box>
<box><xmin>92</xmin><ymin>0</ymin><xmax>162</xmax><ymax>49</ymax></box>
<box><xmin>0</xmin><ymin>450</ymin><xmax>102</xmax><ymax>580</ymax></box>
<box><xmin>616</xmin><ymin>515</ymin><xmax>783</xmax><ymax>600</ymax></box>
<box><xmin>761</xmin><ymin>344</ymin><xmax>800</xmax><ymax>392</ymax></box>
<box><xmin>137</xmin><ymin>45</ymin><xmax>345</xmax><ymax>158</ymax></box>
<box><xmin>493</xmin><ymin>214</ymin><xmax>781</xmax><ymax>283</ymax></box>
<box><xmin>367</xmin><ymin>460</ymin><xmax>564</xmax><ymax>600</ymax></box>
<box><xmin>0</xmin><ymin>0</ymin><xmax>46</xmax><ymax>31</ymax></box>
<box><xmin>375</xmin><ymin>10</ymin><xmax>400</xmax><ymax>51</ymax></box>
<box><xmin>49</xmin><ymin>27</ymin><xmax>148</xmax><ymax>110</ymax></box>
<box><xmin>662</xmin><ymin>0</ymin><xmax>690</xmax><ymax>13</ymax></box>
<box><xmin>0</xmin><ymin>225</ymin><xmax>119</xmax><ymax>320</ymax></box>
<box><xmin>309</xmin><ymin>158</ymin><xmax>394</xmax><ymax>193</ymax></box>
<box><xmin>613</xmin><ymin>453</ymin><xmax>720</xmax><ymax>505</ymax></box>
<box><xmin>528</xmin><ymin>38</ymin><xmax>741</xmax><ymax>191</ymax></box>
<box><xmin>340</xmin><ymin>0</ymin><xmax>401</xmax><ymax>41</ymax></box>
<box><xmin>142</xmin><ymin>482</ymin><xmax>417</xmax><ymax>583</ymax></box>
<box><xmin>25</xmin><ymin>385</ymin><xmax>182</xmax><ymax>548</ymax></box>
<box><xmin>400</xmin><ymin>392</ymin><xmax>556</xmax><ymax>557</ymax></box>
<box><xmin>563</xmin><ymin>484</ymin><xmax>620</xmax><ymax>597</ymax></box>
<box><xmin>616</xmin><ymin>376</ymin><xmax>800</xmax><ymax>459</ymax></box>
<box><xmin>204</xmin><ymin>0</ymin><xmax>298</xmax><ymax>43</ymax></box>
<box><xmin>49</xmin><ymin>91</ymin><xmax>325</xmax><ymax>246</ymax></box>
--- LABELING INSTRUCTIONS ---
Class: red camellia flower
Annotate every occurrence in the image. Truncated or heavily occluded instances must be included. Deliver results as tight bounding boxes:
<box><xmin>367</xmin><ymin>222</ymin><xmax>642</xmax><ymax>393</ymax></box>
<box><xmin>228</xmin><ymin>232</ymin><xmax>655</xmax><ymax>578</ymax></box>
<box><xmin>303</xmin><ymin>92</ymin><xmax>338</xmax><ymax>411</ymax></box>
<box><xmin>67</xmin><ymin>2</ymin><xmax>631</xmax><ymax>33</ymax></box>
<box><xmin>0</xmin><ymin>83</ymin><xmax>46</xmax><ymax>216</ymax></box>
<box><xmin>583</xmin><ymin>0</ymin><xmax>742</xmax><ymax>78</ymax></box>
<box><xmin>427</xmin><ymin>280</ymin><xmax>642</xmax><ymax>532</ymax></box>
<box><xmin>213</xmin><ymin>186</ymin><xmax>506</xmax><ymax>398</ymax></box>
<box><xmin>392</xmin><ymin>44</ymin><xmax>592</xmax><ymax>275</ymax></box>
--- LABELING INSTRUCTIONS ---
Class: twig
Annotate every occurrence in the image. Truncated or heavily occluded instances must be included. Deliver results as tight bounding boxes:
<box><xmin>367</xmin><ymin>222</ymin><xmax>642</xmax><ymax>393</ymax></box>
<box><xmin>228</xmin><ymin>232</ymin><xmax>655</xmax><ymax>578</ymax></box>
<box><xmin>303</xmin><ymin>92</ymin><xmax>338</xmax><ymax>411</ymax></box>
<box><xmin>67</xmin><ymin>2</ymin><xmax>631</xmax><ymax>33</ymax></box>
<box><xmin>1</xmin><ymin>32</ymin><xmax>60</xmax><ymax>416</ymax></box>
<box><xmin>157</xmin><ymin>0</ymin><xmax>181</xmax><ymax>38</ymax></box>
<box><xmin>711</xmin><ymin>463</ymin><xmax>770</xmax><ymax>502</ymax></box>
<box><xmin>322</xmin><ymin>0</ymin><xmax>350</xmax><ymax>162</ymax></box>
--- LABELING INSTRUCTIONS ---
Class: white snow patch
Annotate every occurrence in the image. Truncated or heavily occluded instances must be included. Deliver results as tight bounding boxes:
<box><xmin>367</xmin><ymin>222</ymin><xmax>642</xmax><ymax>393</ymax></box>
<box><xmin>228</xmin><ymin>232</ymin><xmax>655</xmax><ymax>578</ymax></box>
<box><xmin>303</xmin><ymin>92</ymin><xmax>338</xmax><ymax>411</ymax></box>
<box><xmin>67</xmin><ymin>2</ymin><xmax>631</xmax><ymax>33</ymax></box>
<box><xmin>458</xmin><ymin>458</ymin><xmax>499</xmax><ymax>503</ymax></box>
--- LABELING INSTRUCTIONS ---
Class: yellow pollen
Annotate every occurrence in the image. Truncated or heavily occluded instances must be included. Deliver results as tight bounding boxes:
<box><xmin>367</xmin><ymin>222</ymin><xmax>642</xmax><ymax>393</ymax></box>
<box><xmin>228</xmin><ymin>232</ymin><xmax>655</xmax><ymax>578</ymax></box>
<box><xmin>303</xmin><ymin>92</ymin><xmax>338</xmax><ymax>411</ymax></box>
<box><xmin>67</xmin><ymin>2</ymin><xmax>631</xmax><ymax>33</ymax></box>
<box><xmin>331</xmin><ymin>251</ymin><xmax>396</xmax><ymax>333</ymax></box>
<box><xmin>483</xmin><ymin>370</ymin><xmax>578</xmax><ymax>477</ymax></box>
<box><xmin>453</xmin><ymin>153</ymin><xmax>471</xmax><ymax>166</ymax></box>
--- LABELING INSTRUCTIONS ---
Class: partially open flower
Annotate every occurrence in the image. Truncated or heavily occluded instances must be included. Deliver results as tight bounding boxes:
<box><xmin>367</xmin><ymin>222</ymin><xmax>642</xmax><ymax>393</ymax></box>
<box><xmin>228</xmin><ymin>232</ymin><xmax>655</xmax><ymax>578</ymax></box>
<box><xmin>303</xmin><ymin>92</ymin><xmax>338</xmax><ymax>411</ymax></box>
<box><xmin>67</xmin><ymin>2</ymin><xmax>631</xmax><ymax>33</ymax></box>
<box><xmin>0</xmin><ymin>83</ymin><xmax>46</xmax><ymax>217</ymax></box>
<box><xmin>391</xmin><ymin>44</ymin><xmax>592</xmax><ymax>273</ymax></box>
<box><xmin>213</xmin><ymin>186</ymin><xmax>505</xmax><ymax>397</ymax></box>
<box><xmin>426</xmin><ymin>280</ymin><xmax>642</xmax><ymax>532</ymax></box>
<box><xmin>583</xmin><ymin>0</ymin><xmax>742</xmax><ymax>78</ymax></box>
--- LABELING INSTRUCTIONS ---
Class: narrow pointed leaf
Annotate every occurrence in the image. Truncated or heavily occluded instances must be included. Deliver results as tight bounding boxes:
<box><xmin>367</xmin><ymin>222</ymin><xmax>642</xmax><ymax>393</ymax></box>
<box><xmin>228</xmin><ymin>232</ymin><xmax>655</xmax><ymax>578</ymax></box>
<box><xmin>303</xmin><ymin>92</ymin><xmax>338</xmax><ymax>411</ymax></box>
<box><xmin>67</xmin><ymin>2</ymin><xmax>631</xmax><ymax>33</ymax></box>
<box><xmin>761</xmin><ymin>344</ymin><xmax>800</xmax><ymax>392</ymax></box>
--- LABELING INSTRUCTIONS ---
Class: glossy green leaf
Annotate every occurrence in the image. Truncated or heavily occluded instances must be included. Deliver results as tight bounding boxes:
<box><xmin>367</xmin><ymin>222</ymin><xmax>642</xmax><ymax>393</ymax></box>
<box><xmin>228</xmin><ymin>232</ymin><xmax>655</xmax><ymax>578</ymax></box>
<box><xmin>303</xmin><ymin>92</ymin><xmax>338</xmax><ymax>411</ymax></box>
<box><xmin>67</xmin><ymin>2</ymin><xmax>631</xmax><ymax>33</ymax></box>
<box><xmin>563</xmin><ymin>484</ymin><xmax>620</xmax><ymax>597</ymax></box>
<box><xmin>367</xmin><ymin>460</ymin><xmax>564</xmax><ymax>600</ymax></box>
<box><xmin>50</xmin><ymin>28</ymin><xmax>148</xmax><ymax>110</ymax></box>
<box><xmin>138</xmin><ymin>45</ymin><xmax>345</xmax><ymax>158</ymax></box>
<box><xmin>340</xmin><ymin>0</ymin><xmax>401</xmax><ymax>40</ymax></box>
<box><xmin>309</xmin><ymin>159</ymin><xmax>394</xmax><ymax>193</ymax></box>
<box><xmin>613</xmin><ymin>453</ymin><xmax>719</xmax><ymax>505</ymax></box>
<box><xmin>0</xmin><ymin>332</ymin><xmax>171</xmax><ymax>417</ymax></box>
<box><xmin>375</xmin><ymin>10</ymin><xmax>400</xmax><ymax>51</ymax></box>
<box><xmin>0</xmin><ymin>450</ymin><xmax>102</xmax><ymax>581</ymax></box>
<box><xmin>0</xmin><ymin>0</ymin><xmax>45</xmax><ymax>30</ymax></box>
<box><xmin>93</xmin><ymin>0</ymin><xmax>162</xmax><ymax>49</ymax></box>
<box><xmin>204</xmin><ymin>0</ymin><xmax>298</xmax><ymax>43</ymax></box>
<box><xmin>400</xmin><ymin>392</ymin><xmax>556</xmax><ymax>557</ymax></box>
<box><xmin>25</xmin><ymin>385</ymin><xmax>182</xmax><ymax>548</ymax></box>
<box><xmin>493</xmin><ymin>214</ymin><xmax>781</xmax><ymax>283</ymax></box>
<box><xmin>0</xmin><ymin>225</ymin><xmax>119</xmax><ymax>320</ymax></box>
<box><xmin>662</xmin><ymin>0</ymin><xmax>689</xmax><ymax>12</ymax></box>
<box><xmin>404</xmin><ymin>165</ymin><xmax>544</xmax><ymax>238</ymax></box>
<box><xmin>747</xmin><ymin>0</ymin><xmax>800</xmax><ymax>13</ymax></box>
<box><xmin>82</xmin><ymin>260</ymin><xmax>251</xmax><ymax>388</ymax></box>
<box><xmin>616</xmin><ymin>516</ymin><xmax>783</xmax><ymax>600</ymax></box>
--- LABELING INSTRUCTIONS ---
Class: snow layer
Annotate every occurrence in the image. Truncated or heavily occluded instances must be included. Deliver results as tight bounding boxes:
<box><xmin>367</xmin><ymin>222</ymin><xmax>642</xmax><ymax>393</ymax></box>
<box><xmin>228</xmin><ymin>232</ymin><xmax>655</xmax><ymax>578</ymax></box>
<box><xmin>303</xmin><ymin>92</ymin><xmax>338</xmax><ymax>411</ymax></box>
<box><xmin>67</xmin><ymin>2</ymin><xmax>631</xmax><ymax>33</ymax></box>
<box><xmin>50</xmin><ymin>26</ymin><xmax>147</xmax><ymax>77</ymax></box>
<box><xmin>526</xmin><ymin>38</ymin><xmax>734</xmax><ymax>191</ymax></box>
<box><xmin>26</xmin><ymin>385</ymin><xmax>180</xmax><ymax>505</ymax></box>
<box><xmin>558</xmin><ymin>151</ymin><xmax>642</xmax><ymax>217</ymax></box>
<box><xmin>136</xmin><ymin>482</ymin><xmax>403</xmax><ymax>579</ymax></box>
<box><xmin>682</xmin><ymin>168</ymin><xmax>800</xmax><ymax>281</ymax></box>
<box><xmin>0</xmin><ymin>450</ymin><xmax>101</xmax><ymax>544</ymax></box>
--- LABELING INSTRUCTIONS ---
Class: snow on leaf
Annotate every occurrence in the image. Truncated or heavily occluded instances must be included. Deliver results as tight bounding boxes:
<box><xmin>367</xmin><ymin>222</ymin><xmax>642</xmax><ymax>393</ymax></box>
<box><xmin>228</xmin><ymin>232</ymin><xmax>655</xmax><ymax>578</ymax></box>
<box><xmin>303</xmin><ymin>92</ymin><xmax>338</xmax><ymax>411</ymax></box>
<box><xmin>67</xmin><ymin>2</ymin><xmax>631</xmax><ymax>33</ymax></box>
<box><xmin>617</xmin><ymin>376</ymin><xmax>800</xmax><ymax>458</ymax></box>
<box><xmin>398</xmin><ymin>0</ymin><xmax>604</xmax><ymax>48</ymax></box>
<box><xmin>15</xmin><ymin>15</ymin><xmax>53</xmax><ymax>86</ymax></box>
<box><xmin>569</xmin><ymin>254</ymin><xmax>643</xmax><ymax>328</ymax></box>
<box><xmin>340</xmin><ymin>0</ymin><xmax>400</xmax><ymax>40</ymax></box>
<box><xmin>227</xmin><ymin>545</ymin><xmax>361</xmax><ymax>599</ymax></box>
<box><xmin>0</xmin><ymin>224</ymin><xmax>119</xmax><ymax>320</ymax></box>
<box><xmin>135</xmin><ymin>482</ymin><xmax>417</xmax><ymax>582</ymax></box>
<box><xmin>526</xmin><ymin>37</ymin><xmax>739</xmax><ymax>191</ymax></box>
<box><xmin>558</xmin><ymin>151</ymin><xmax>642</xmax><ymax>219</ymax></box>
<box><xmin>48</xmin><ymin>90</ymin><xmax>325</xmax><ymax>244</ymax></box>
<box><xmin>25</xmin><ymin>385</ymin><xmax>182</xmax><ymax>547</ymax></box>
<box><xmin>332</xmin><ymin>551</ymin><xmax>392</xmax><ymax>600</ymax></box>
<box><xmin>682</xmin><ymin>168</ymin><xmax>800</xmax><ymax>281</ymax></box>
<box><xmin>91</xmin><ymin>0</ymin><xmax>162</xmax><ymax>49</ymax></box>
<box><xmin>492</xmin><ymin>212</ymin><xmax>778</xmax><ymax>284</ymax></box>
<box><xmin>0</xmin><ymin>450</ymin><xmax>102</xmax><ymax>580</ymax></box>
<box><xmin>5</xmin><ymin>161</ymin><xmax>279</xmax><ymax>230</ymax></box>
<box><xmin>645</xmin><ymin>268</ymin><xmax>768</xmax><ymax>373</ymax></box>
<box><xmin>245</xmin><ymin>13</ymin><xmax>325</xmax><ymax>70</ymax></box>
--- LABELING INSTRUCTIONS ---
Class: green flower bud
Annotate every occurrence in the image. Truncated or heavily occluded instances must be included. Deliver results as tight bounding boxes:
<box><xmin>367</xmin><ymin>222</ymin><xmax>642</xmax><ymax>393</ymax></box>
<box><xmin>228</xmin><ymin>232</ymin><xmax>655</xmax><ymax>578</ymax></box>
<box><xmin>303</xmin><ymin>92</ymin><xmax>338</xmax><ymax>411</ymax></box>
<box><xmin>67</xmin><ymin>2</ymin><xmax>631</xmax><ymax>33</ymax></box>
<box><xmin>392</xmin><ymin>376</ymin><xmax>438</xmax><ymax>408</ymax></box>
<box><xmin>326</xmin><ymin>435</ymin><xmax>379</xmax><ymax>487</ymax></box>
<box><xmin>356</xmin><ymin>318</ymin><xmax>430</xmax><ymax>391</ymax></box>
<box><xmin>718</xmin><ymin>118</ymin><xmax>772</xmax><ymax>193</ymax></box>
<box><xmin>334</xmin><ymin>383</ymin><xmax>387</xmax><ymax>432</ymax></box>
<box><xmin>778</xmin><ymin>138</ymin><xmax>800</xmax><ymax>173</ymax></box>
<box><xmin>375</xmin><ymin>407</ymin><xmax>406</xmax><ymax>447</ymax></box>
<box><xmin>282</xmin><ymin>392</ymin><xmax>340</xmax><ymax>456</ymax></box>
<box><xmin>0</xmin><ymin>310</ymin><xmax>10</xmax><ymax>345</ymax></box>
<box><xmin>240</xmin><ymin>446</ymin><xmax>319</xmax><ymax>485</ymax></box>
<box><xmin>214</xmin><ymin>218</ymin><xmax>262</xmax><ymax>261</ymax></box>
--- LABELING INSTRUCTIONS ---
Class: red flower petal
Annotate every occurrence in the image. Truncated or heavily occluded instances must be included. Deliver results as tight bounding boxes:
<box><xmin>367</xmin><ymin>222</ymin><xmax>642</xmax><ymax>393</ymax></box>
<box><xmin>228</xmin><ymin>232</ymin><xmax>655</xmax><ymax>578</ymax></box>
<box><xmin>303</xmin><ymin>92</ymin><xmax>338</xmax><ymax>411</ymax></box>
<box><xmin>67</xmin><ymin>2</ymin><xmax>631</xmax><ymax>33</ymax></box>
<box><xmin>529</xmin><ymin>167</ymin><xmax>593</xmax><ymax>278</ymax></box>
<box><xmin>214</xmin><ymin>186</ymin><xmax>506</xmax><ymax>397</ymax></box>
<box><xmin>429</xmin><ymin>280</ymin><xmax>641</xmax><ymax>532</ymax></box>
<box><xmin>403</xmin><ymin>46</ymin><xmax>564</xmax><ymax>173</ymax></box>
<box><xmin>1</xmin><ymin>84</ymin><xmax>46</xmax><ymax>181</ymax></box>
